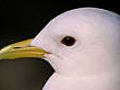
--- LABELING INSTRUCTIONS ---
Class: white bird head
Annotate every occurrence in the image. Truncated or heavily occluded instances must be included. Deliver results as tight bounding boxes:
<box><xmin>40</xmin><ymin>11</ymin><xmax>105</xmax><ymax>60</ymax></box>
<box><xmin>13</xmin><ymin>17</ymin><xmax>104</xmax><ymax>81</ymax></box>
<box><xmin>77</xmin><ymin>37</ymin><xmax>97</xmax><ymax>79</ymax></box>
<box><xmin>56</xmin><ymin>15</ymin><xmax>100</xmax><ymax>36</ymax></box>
<box><xmin>1</xmin><ymin>7</ymin><xmax>120</xmax><ymax>90</ymax></box>
<box><xmin>30</xmin><ymin>7</ymin><xmax>120</xmax><ymax>77</ymax></box>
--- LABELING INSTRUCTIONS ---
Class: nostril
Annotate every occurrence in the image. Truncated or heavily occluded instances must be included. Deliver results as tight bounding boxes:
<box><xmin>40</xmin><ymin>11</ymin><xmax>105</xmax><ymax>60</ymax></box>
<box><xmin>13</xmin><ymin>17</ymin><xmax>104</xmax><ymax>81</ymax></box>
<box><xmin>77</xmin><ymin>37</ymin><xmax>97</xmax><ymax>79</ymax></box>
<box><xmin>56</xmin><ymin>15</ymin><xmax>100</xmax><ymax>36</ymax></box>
<box><xmin>14</xmin><ymin>47</ymin><xmax>21</xmax><ymax>49</ymax></box>
<box><xmin>14</xmin><ymin>45</ymin><xmax>33</xmax><ymax>49</ymax></box>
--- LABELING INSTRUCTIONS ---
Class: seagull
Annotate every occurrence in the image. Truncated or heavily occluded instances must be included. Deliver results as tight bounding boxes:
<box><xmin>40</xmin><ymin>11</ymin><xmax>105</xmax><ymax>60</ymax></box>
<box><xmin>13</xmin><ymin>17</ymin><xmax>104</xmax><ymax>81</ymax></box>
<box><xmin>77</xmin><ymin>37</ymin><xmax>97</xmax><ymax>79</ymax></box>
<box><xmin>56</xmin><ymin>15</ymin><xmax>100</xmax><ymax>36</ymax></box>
<box><xmin>0</xmin><ymin>7</ymin><xmax>120</xmax><ymax>90</ymax></box>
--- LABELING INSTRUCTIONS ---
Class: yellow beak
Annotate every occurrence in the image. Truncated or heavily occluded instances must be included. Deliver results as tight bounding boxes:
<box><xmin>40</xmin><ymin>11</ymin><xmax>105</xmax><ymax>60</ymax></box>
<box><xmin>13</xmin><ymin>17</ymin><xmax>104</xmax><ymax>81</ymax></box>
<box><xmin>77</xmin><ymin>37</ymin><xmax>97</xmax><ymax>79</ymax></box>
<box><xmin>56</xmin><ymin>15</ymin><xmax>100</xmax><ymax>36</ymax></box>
<box><xmin>0</xmin><ymin>39</ymin><xmax>48</xmax><ymax>59</ymax></box>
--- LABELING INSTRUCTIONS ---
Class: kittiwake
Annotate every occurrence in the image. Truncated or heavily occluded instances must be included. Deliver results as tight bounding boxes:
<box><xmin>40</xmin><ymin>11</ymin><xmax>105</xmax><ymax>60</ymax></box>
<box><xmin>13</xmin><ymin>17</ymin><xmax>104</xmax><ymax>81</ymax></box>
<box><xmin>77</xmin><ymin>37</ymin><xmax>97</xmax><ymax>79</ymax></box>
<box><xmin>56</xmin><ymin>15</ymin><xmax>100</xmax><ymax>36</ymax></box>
<box><xmin>0</xmin><ymin>7</ymin><xmax>120</xmax><ymax>90</ymax></box>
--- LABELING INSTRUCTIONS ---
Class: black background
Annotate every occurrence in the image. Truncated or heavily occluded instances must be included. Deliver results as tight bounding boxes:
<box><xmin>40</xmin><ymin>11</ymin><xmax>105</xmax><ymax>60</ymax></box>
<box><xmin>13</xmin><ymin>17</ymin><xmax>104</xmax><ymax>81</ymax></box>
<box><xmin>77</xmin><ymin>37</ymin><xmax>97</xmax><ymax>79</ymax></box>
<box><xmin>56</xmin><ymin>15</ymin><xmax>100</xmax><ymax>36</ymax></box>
<box><xmin>1</xmin><ymin>0</ymin><xmax>120</xmax><ymax>90</ymax></box>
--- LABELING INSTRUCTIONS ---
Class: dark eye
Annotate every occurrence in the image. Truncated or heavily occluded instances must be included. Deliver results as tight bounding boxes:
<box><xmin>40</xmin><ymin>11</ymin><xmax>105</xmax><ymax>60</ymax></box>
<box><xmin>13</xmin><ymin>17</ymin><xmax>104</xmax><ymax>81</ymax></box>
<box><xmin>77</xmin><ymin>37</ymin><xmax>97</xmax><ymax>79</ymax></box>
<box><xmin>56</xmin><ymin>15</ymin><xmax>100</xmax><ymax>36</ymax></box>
<box><xmin>61</xmin><ymin>36</ymin><xmax>76</xmax><ymax>46</ymax></box>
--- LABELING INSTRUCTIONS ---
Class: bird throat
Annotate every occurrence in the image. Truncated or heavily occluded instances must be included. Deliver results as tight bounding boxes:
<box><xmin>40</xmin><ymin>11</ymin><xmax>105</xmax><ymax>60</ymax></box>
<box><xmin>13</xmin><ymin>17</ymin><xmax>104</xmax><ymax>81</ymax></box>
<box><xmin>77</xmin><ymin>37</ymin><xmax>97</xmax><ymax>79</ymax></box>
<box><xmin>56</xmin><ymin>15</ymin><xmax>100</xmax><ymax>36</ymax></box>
<box><xmin>43</xmin><ymin>72</ymin><xmax>119</xmax><ymax>90</ymax></box>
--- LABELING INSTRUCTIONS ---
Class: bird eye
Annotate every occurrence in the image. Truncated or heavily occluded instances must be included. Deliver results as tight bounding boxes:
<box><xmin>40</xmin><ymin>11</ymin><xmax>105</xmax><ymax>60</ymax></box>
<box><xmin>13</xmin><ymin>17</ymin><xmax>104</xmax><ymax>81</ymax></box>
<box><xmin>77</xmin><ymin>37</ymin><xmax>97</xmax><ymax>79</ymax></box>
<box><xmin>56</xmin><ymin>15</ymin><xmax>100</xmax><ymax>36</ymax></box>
<box><xmin>61</xmin><ymin>36</ymin><xmax>76</xmax><ymax>46</ymax></box>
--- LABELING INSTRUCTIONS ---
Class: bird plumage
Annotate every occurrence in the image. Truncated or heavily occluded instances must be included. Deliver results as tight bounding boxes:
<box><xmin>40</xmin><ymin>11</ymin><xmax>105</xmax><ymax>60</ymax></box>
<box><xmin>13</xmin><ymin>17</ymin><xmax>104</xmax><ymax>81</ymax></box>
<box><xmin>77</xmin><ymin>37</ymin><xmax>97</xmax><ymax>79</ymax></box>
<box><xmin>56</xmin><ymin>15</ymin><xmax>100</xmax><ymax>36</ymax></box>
<box><xmin>31</xmin><ymin>7</ymin><xmax>120</xmax><ymax>90</ymax></box>
<box><xmin>1</xmin><ymin>7</ymin><xmax>120</xmax><ymax>90</ymax></box>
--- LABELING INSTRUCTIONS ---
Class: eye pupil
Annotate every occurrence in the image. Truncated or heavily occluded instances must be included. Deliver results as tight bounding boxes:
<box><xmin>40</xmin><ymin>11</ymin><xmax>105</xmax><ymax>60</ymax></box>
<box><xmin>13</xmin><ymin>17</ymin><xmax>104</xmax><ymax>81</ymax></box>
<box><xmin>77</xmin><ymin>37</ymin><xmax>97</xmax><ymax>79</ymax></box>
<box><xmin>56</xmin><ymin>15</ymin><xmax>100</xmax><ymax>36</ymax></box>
<box><xmin>61</xmin><ymin>36</ymin><xmax>76</xmax><ymax>46</ymax></box>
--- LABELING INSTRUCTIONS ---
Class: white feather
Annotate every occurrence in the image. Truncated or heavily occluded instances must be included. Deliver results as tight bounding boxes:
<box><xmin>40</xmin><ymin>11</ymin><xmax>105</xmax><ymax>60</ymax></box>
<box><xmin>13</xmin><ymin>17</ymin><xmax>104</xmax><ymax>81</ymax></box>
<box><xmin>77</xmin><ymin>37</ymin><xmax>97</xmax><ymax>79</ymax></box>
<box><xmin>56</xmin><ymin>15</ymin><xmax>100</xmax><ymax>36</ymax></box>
<box><xmin>31</xmin><ymin>7</ymin><xmax>120</xmax><ymax>90</ymax></box>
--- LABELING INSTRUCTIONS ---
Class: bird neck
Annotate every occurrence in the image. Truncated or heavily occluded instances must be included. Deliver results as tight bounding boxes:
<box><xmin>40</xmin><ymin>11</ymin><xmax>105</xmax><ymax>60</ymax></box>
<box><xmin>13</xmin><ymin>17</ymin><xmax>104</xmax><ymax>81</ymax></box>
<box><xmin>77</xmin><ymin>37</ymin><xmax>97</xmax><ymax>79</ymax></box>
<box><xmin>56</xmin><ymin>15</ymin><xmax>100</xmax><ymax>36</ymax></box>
<box><xmin>43</xmin><ymin>72</ymin><xmax>120</xmax><ymax>90</ymax></box>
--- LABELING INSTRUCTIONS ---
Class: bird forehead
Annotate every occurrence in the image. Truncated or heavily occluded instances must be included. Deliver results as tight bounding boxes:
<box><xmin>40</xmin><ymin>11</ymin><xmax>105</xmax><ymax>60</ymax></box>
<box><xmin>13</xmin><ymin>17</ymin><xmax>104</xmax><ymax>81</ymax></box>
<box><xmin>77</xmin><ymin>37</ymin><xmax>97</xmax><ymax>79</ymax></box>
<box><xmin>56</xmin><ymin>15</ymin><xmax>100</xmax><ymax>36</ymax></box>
<box><xmin>51</xmin><ymin>7</ymin><xmax>119</xmax><ymax>24</ymax></box>
<box><xmin>32</xmin><ymin>7</ymin><xmax>120</xmax><ymax>46</ymax></box>
<box><xmin>43</xmin><ymin>8</ymin><xmax>120</xmax><ymax>34</ymax></box>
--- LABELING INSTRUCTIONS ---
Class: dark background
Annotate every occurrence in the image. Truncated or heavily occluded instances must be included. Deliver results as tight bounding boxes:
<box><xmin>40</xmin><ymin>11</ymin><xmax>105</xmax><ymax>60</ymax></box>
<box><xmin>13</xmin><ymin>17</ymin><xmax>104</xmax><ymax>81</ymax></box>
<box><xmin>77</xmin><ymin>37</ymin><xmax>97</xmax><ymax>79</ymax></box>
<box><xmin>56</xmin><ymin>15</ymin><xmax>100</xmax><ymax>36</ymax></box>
<box><xmin>1</xmin><ymin>0</ymin><xmax>120</xmax><ymax>90</ymax></box>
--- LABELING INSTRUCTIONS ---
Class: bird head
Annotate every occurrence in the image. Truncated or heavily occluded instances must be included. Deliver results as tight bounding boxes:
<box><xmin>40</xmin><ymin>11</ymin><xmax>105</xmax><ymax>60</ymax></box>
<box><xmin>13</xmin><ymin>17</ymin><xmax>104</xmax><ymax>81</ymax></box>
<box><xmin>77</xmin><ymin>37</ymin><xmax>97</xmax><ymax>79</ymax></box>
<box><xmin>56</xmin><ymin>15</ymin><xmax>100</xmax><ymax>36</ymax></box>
<box><xmin>1</xmin><ymin>7</ymin><xmax>120</xmax><ymax>77</ymax></box>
